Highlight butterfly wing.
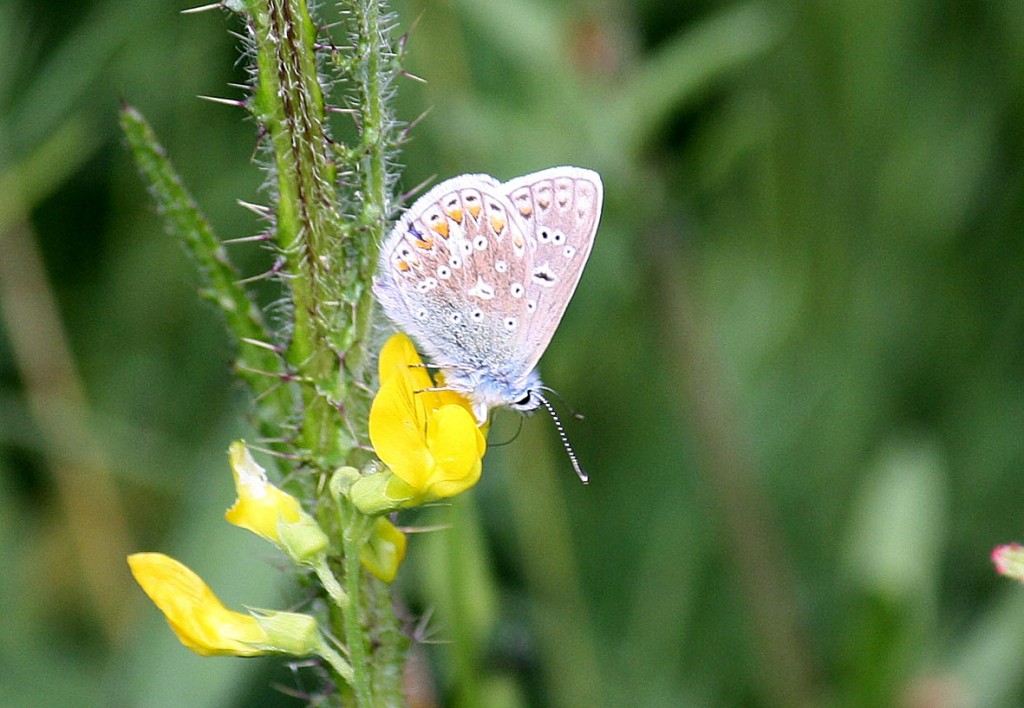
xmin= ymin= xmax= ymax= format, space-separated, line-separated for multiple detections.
xmin=374 ymin=174 xmax=536 ymax=386
xmin=374 ymin=167 xmax=602 ymax=404
xmin=502 ymin=166 xmax=603 ymax=374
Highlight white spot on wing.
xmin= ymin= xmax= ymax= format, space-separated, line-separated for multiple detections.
xmin=468 ymin=277 xmax=496 ymax=300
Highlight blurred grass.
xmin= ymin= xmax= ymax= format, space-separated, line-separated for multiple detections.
xmin=2 ymin=0 xmax=1023 ymax=706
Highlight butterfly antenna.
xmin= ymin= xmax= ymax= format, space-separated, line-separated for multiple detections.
xmin=537 ymin=394 xmax=588 ymax=484
xmin=539 ymin=385 xmax=586 ymax=421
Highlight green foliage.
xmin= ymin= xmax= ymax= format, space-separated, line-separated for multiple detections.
xmin=2 ymin=0 xmax=1023 ymax=705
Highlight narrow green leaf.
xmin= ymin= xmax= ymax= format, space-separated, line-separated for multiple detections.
xmin=119 ymin=104 xmax=292 ymax=433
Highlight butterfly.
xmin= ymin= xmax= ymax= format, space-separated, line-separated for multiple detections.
xmin=373 ymin=166 xmax=603 ymax=479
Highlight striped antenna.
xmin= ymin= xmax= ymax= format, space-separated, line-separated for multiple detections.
xmin=536 ymin=394 xmax=588 ymax=484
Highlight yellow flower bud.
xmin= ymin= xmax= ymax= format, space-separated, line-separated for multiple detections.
xmin=359 ymin=517 xmax=408 ymax=583
xmin=225 ymin=441 xmax=329 ymax=562
xmin=128 ymin=553 xmax=319 ymax=657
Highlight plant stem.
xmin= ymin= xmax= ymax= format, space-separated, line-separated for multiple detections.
xmin=343 ymin=515 xmax=375 ymax=706
xmin=129 ymin=0 xmax=409 ymax=700
xmin=356 ymin=0 xmax=390 ymax=242
xmin=248 ymin=0 xmax=344 ymax=464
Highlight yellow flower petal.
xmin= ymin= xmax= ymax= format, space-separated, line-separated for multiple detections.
xmin=369 ymin=367 xmax=435 ymax=485
xmin=128 ymin=553 xmax=268 ymax=657
xmin=378 ymin=333 xmax=433 ymax=392
xmin=425 ymin=404 xmax=483 ymax=491
xmin=368 ymin=334 xmax=488 ymax=506
xmin=224 ymin=442 xmax=329 ymax=562
xmin=225 ymin=441 xmax=302 ymax=543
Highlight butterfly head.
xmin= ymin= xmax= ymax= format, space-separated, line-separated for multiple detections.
xmin=463 ymin=370 xmax=587 ymax=483
xmin=463 ymin=368 xmax=543 ymax=424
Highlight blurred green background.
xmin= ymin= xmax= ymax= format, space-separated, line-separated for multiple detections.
xmin=2 ymin=0 xmax=1024 ymax=705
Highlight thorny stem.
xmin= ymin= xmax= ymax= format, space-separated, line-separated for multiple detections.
xmin=343 ymin=514 xmax=375 ymax=706
xmin=126 ymin=0 xmax=406 ymax=702
xmin=248 ymin=0 xmax=343 ymax=464
xmin=358 ymin=0 xmax=391 ymax=242
xmin=245 ymin=0 xmax=403 ymax=702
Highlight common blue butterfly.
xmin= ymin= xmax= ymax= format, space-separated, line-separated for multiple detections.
xmin=373 ymin=166 xmax=602 ymax=479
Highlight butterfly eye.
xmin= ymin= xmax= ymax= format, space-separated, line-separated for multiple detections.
xmin=512 ymin=391 xmax=536 ymax=410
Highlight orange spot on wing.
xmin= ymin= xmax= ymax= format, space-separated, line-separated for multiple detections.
xmin=445 ymin=206 xmax=464 ymax=224
xmin=467 ymin=204 xmax=482 ymax=219
xmin=414 ymin=235 xmax=434 ymax=249
xmin=397 ymin=260 xmax=411 ymax=272
xmin=490 ymin=215 xmax=506 ymax=235
xmin=518 ymin=205 xmax=533 ymax=218
xmin=430 ymin=221 xmax=449 ymax=238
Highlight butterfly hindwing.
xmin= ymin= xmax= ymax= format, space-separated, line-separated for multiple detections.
xmin=503 ymin=167 xmax=603 ymax=373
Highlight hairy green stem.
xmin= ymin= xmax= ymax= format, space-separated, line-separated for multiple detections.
xmin=357 ymin=0 xmax=390 ymax=242
xmin=127 ymin=0 xmax=407 ymax=701
xmin=119 ymin=106 xmax=293 ymax=443
xmin=342 ymin=514 xmax=375 ymax=705
xmin=248 ymin=0 xmax=344 ymax=464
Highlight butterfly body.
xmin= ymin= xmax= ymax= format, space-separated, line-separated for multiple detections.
xmin=374 ymin=166 xmax=603 ymax=423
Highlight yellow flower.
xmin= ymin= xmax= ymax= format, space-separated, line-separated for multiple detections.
xmin=127 ymin=553 xmax=318 ymax=657
xmin=359 ymin=517 xmax=408 ymax=583
xmin=368 ymin=334 xmax=486 ymax=505
xmin=225 ymin=441 xmax=328 ymax=562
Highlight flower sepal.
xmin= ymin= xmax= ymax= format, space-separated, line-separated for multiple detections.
xmin=347 ymin=468 xmax=420 ymax=515
xmin=250 ymin=608 xmax=321 ymax=656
